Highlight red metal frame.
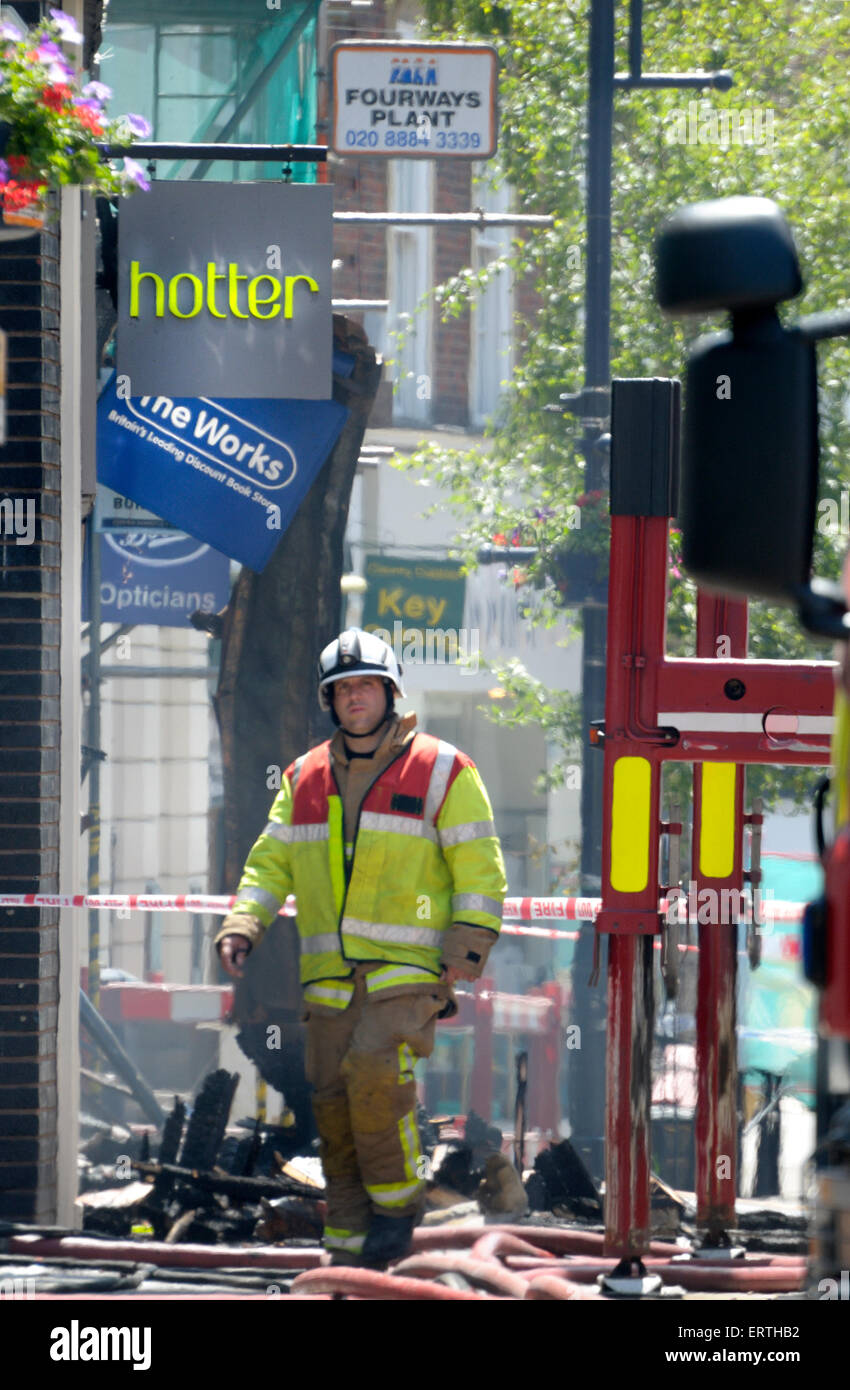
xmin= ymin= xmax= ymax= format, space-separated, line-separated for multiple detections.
xmin=598 ymin=512 xmax=834 ymax=1256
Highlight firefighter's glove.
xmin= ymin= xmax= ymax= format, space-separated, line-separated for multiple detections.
xmin=215 ymin=912 xmax=264 ymax=978
xmin=441 ymin=923 xmax=499 ymax=981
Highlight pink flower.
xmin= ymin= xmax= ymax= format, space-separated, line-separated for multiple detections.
xmin=82 ymin=81 xmax=112 ymax=105
xmin=122 ymin=156 xmax=150 ymax=192
xmin=124 ymin=113 xmax=152 ymax=139
xmin=48 ymin=9 xmax=82 ymax=45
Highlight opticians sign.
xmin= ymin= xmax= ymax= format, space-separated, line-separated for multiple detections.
xmin=83 ymin=524 xmax=232 ymax=629
xmin=331 ymin=41 xmax=498 ymax=159
xmin=117 ymin=182 xmax=333 ymax=399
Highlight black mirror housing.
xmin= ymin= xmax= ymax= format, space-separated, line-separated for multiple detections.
xmin=656 ymin=196 xmax=802 ymax=316
xmin=656 ymin=196 xmax=824 ymax=608
xmin=679 ymin=320 xmax=818 ymax=602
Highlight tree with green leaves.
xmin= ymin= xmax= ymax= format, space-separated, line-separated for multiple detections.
xmin=402 ymin=0 xmax=850 ymax=814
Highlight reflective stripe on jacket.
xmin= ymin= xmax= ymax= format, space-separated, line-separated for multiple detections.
xmin=231 ymin=732 xmax=507 ymax=985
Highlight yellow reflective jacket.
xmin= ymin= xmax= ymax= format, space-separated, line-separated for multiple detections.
xmin=229 ymin=731 xmax=507 ymax=1000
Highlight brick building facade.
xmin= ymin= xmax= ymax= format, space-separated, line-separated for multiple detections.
xmin=322 ymin=0 xmax=529 ymax=432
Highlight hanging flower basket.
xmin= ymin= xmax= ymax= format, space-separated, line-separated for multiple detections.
xmin=0 ymin=9 xmax=150 ymax=238
xmin=0 ymin=121 xmax=42 ymax=237
xmin=549 ymin=548 xmax=609 ymax=605
xmin=0 ymin=198 xmax=46 ymax=237
xmin=548 ymin=490 xmax=611 ymax=606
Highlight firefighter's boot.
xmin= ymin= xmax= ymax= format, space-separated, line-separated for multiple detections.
xmin=359 ymin=1212 xmax=417 ymax=1269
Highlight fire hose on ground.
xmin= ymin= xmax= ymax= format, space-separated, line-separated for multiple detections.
xmin=5 ymin=1224 xmax=809 ymax=1299
xmin=2 ymin=891 xmax=812 ymax=1299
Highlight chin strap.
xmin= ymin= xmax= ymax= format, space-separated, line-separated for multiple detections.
xmin=343 ymin=714 xmax=391 ymax=743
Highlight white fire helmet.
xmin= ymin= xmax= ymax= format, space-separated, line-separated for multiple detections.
xmin=317 ymin=628 xmax=406 ymax=710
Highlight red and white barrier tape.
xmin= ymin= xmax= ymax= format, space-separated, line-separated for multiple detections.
xmin=0 ymin=891 xmax=805 ymax=937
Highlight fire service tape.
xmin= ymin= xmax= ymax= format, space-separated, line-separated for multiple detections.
xmin=0 ymin=893 xmax=805 ymax=943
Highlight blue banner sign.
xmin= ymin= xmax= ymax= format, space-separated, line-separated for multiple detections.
xmin=96 ymin=373 xmax=349 ymax=571
xmin=83 ymin=527 xmax=232 ymax=628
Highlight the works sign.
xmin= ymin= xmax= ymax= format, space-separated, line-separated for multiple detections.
xmin=97 ymin=373 xmax=348 ymax=571
xmin=117 ymin=182 xmax=333 ymax=399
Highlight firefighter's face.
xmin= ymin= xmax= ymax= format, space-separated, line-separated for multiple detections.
xmin=333 ymin=674 xmax=386 ymax=733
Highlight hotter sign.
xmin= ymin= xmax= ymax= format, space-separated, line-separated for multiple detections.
xmin=117 ymin=182 xmax=333 ymax=399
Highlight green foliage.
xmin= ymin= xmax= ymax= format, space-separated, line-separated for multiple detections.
xmin=402 ymin=0 xmax=850 ymax=810
xmin=422 ymin=0 xmax=512 ymax=35
xmin=480 ymin=656 xmax=583 ymax=793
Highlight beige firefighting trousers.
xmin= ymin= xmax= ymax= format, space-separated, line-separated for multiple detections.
xmin=304 ymin=964 xmax=444 ymax=1256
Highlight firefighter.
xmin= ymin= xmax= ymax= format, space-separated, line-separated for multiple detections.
xmin=216 ymin=627 xmax=507 ymax=1267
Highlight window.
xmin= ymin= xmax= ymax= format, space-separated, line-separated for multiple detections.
xmin=388 ymin=158 xmax=433 ymax=424
xmin=470 ymin=171 xmax=513 ymax=428
xmin=100 ymin=8 xmax=318 ymax=183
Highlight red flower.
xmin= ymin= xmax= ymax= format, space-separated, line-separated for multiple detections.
xmin=40 ymin=83 xmax=73 ymax=112
xmin=74 ymin=106 xmax=104 ymax=135
xmin=7 ymin=156 xmax=30 ymax=175
xmin=2 ymin=179 xmax=46 ymax=213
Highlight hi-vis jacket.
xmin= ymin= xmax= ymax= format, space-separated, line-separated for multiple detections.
xmin=223 ymin=731 xmax=507 ymax=1008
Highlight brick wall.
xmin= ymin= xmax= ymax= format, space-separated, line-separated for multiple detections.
xmin=0 ymin=196 xmax=62 ymax=1220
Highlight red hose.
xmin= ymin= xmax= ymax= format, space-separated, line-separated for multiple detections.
xmin=8 ymin=1227 xmax=805 ymax=1298
xmin=8 ymin=1234 xmax=324 ymax=1271
xmin=690 ymin=1252 xmax=807 ymax=1267
xmin=391 ymin=1253 xmax=530 ymax=1299
xmin=411 ymin=1224 xmax=682 ymax=1257
xmin=289 ymin=1268 xmax=491 ymax=1300
xmin=507 ymin=1254 xmax=806 ymax=1278
xmin=524 ymin=1275 xmax=596 ymax=1300
xmin=471 ymin=1230 xmax=556 ymax=1262
xmin=648 ymin=1263 xmax=806 ymax=1293
xmin=506 ymin=1258 xmax=806 ymax=1293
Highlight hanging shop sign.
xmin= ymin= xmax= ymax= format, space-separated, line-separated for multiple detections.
xmin=96 ymin=372 xmax=348 ymax=572
xmin=362 ymin=554 xmax=467 ymax=662
xmin=82 ymin=526 xmax=232 ymax=629
xmin=331 ymin=41 xmax=498 ymax=159
xmin=117 ymin=181 xmax=333 ymax=399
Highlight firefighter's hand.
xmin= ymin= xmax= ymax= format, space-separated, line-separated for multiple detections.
xmin=442 ymin=964 xmax=477 ymax=986
xmin=218 ymin=933 xmax=252 ymax=978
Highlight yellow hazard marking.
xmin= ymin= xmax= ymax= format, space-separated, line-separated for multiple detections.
xmin=834 ymin=687 xmax=850 ymax=829
xmin=699 ymin=762 xmax=737 ymax=878
xmin=328 ymin=795 xmax=346 ymax=916
xmin=610 ymin=756 xmax=651 ymax=892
